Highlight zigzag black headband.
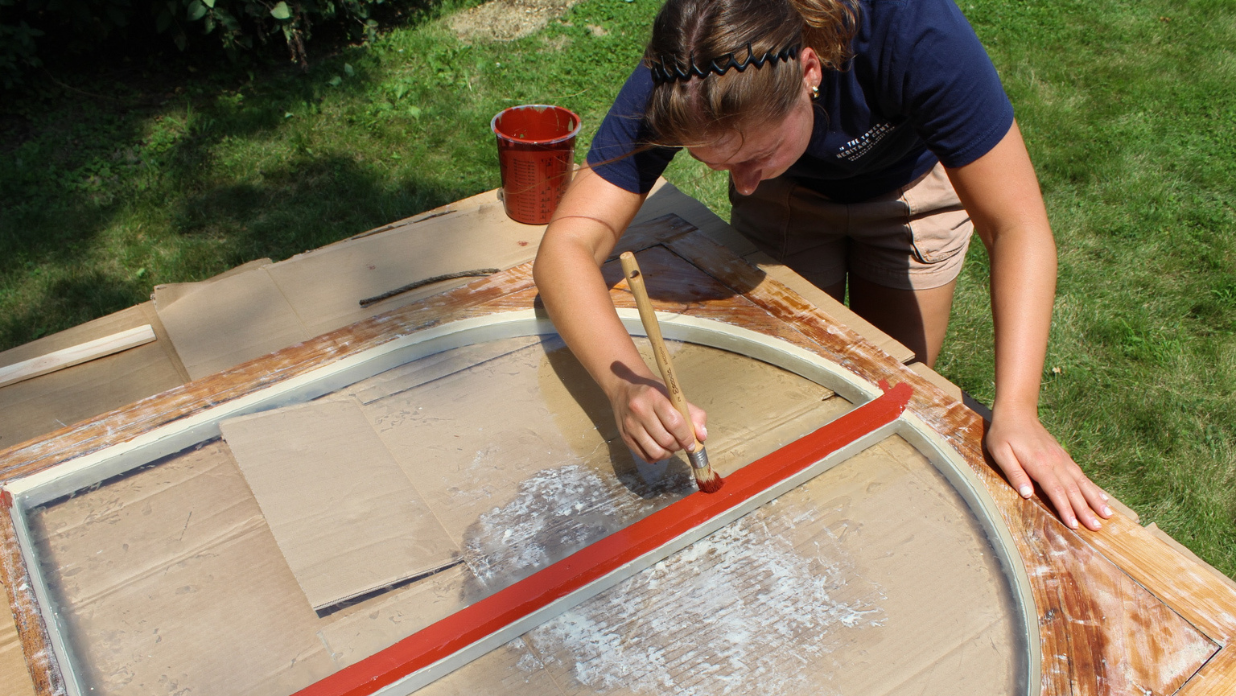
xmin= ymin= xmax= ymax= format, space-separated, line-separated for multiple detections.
xmin=648 ymin=43 xmax=801 ymax=85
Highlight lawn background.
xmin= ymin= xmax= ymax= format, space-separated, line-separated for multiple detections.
xmin=1 ymin=0 xmax=1233 ymax=575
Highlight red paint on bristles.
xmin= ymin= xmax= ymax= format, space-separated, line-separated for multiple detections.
xmin=694 ymin=467 xmax=724 ymax=493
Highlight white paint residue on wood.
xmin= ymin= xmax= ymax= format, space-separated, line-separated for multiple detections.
xmin=526 ymin=511 xmax=884 ymax=695
xmin=464 ymin=464 xmax=614 ymax=587
xmin=462 ymin=463 xmax=692 ymax=593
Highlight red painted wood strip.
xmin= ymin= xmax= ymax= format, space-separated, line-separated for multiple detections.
xmin=298 ymin=381 xmax=913 ymax=696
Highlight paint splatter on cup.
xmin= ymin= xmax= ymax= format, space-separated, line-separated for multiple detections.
xmin=491 ymin=105 xmax=581 ymax=225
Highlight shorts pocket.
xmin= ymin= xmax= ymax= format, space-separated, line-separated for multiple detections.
xmin=902 ymin=165 xmax=972 ymax=264
xmin=908 ymin=208 xmax=972 ymax=264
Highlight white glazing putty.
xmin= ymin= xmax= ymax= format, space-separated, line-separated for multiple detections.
xmin=462 ymin=463 xmax=693 ymax=592
xmin=524 ymin=504 xmax=885 ymax=695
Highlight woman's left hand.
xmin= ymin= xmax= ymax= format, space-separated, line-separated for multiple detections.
xmin=947 ymin=122 xmax=1113 ymax=533
xmin=985 ymin=406 xmax=1113 ymax=531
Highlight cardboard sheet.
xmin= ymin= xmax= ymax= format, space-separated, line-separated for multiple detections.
xmin=342 ymin=337 xmax=543 ymax=405
xmin=265 ymin=198 xmax=543 ymax=336
xmin=149 ymin=257 xmax=274 ymax=309
xmin=522 ymin=435 xmax=1020 ymax=695
xmin=25 ymin=336 xmax=1028 ymax=695
xmin=154 ymin=267 xmax=310 ymax=380
xmin=28 ymin=441 xmax=337 ymax=695
xmin=220 ymin=399 xmax=458 ymax=611
xmin=25 ymin=436 xmax=567 ymax=695
xmin=0 ymin=303 xmax=185 ymax=450
xmin=150 ymin=198 xmax=544 ymax=379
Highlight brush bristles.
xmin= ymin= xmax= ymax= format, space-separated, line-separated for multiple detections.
xmin=694 ymin=466 xmax=724 ymax=493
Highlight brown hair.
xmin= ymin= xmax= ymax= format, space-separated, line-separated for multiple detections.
xmin=642 ymin=0 xmax=859 ymax=147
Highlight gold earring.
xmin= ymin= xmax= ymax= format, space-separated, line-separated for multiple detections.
xmin=811 ymin=84 xmax=820 ymax=100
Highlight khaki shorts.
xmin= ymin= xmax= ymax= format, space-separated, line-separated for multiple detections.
xmin=729 ymin=162 xmax=973 ymax=291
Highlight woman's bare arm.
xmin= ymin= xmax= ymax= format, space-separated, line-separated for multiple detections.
xmin=946 ymin=120 xmax=1112 ymax=531
xmin=533 ymin=168 xmax=707 ymax=461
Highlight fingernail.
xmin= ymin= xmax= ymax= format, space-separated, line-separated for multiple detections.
xmin=1019 ymin=485 xmax=1033 ymax=498
xmin=1103 ymin=506 xmax=1113 ymax=517
xmin=700 ymin=425 xmax=708 ymax=439
xmin=1101 ymin=493 xmax=1109 ymax=501
xmin=1068 ymin=518 xmax=1079 ymax=529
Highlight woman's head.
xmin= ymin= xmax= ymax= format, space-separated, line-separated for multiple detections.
xmin=642 ymin=0 xmax=858 ymax=190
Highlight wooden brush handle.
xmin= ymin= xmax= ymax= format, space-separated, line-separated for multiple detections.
xmin=619 ymin=251 xmax=701 ymax=450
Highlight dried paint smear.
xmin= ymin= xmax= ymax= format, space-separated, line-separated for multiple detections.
xmin=464 ymin=464 xmax=621 ymax=587
xmin=462 ymin=463 xmax=693 ymax=596
xmin=526 ymin=507 xmax=884 ymax=696
xmin=457 ymin=456 xmax=886 ymax=696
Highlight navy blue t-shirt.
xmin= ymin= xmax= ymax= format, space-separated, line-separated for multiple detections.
xmin=587 ymin=0 xmax=1014 ymax=203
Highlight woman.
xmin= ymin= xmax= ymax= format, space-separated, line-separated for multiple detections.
xmin=533 ymin=0 xmax=1112 ymax=530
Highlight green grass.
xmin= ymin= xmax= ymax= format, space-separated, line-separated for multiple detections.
xmin=1 ymin=0 xmax=1233 ymax=575
xmin=936 ymin=0 xmax=1236 ymax=575
xmin=0 ymin=0 xmax=675 ymax=343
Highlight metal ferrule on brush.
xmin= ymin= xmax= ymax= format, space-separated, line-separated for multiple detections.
xmin=687 ymin=447 xmax=710 ymax=470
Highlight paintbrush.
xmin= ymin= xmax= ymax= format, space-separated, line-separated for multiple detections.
xmin=619 ymin=251 xmax=724 ymax=494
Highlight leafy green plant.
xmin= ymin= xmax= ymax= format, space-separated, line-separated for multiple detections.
xmin=0 ymin=0 xmax=396 ymax=88
xmin=0 ymin=0 xmax=44 ymax=88
xmin=174 ymin=0 xmax=379 ymax=67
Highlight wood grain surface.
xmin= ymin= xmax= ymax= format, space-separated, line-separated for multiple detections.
xmin=0 ymin=497 xmax=64 ymax=695
xmin=0 ymin=325 xmax=156 ymax=390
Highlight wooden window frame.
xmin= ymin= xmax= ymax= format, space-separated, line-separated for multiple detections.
xmin=1 ymin=219 xmax=1233 ymax=695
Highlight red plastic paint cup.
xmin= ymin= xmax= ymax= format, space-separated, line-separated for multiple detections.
xmin=491 ymin=105 xmax=582 ymax=225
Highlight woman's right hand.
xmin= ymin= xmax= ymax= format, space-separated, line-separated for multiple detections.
xmin=612 ymin=377 xmax=709 ymax=463
xmin=536 ymin=168 xmax=712 ymax=463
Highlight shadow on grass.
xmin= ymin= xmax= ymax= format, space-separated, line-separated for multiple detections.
xmin=170 ymin=152 xmax=476 ymax=254
xmin=0 ymin=148 xmax=479 ymax=348
xmin=0 ymin=0 xmax=477 ymax=233
xmin=0 ymin=22 xmax=488 ymax=351
xmin=0 ymin=272 xmax=150 ymax=347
